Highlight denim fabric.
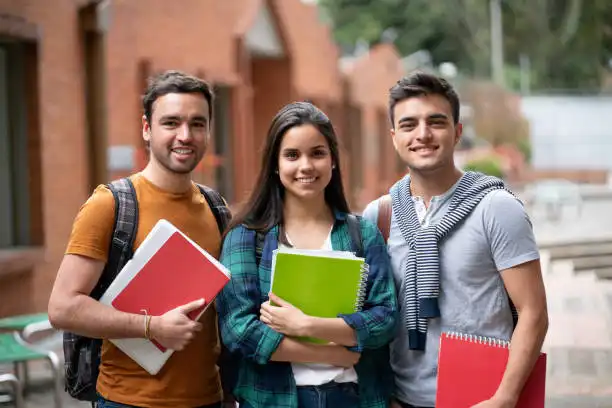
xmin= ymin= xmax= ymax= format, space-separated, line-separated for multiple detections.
xmin=297 ymin=382 xmax=359 ymax=408
xmin=95 ymin=395 xmax=222 ymax=408
xmin=394 ymin=399 xmax=433 ymax=408
xmin=240 ymin=382 xmax=359 ymax=408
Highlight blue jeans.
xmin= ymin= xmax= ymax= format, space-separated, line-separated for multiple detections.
xmin=394 ymin=399 xmax=434 ymax=408
xmin=240 ymin=382 xmax=359 ymax=408
xmin=95 ymin=394 xmax=222 ymax=408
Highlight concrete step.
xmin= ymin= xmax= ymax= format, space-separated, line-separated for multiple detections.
xmin=539 ymin=236 xmax=612 ymax=251
xmin=573 ymin=256 xmax=612 ymax=271
xmin=548 ymin=243 xmax=612 ymax=261
xmin=594 ymin=268 xmax=612 ymax=280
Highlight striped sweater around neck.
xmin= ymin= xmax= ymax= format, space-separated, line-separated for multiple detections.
xmin=390 ymin=171 xmax=516 ymax=350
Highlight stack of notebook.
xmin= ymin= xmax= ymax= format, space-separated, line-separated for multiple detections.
xmin=99 ymin=219 xmax=231 ymax=375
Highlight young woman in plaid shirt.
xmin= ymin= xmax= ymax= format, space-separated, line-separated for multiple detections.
xmin=216 ymin=102 xmax=398 ymax=408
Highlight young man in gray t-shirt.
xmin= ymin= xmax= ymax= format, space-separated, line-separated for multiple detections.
xmin=362 ymin=72 xmax=548 ymax=408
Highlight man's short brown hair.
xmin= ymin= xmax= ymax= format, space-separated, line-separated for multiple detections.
xmin=142 ymin=70 xmax=214 ymax=124
xmin=388 ymin=71 xmax=460 ymax=128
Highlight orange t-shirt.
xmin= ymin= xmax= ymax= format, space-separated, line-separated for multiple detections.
xmin=66 ymin=174 xmax=223 ymax=407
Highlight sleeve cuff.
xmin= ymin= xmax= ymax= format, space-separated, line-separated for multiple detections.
xmin=496 ymin=251 xmax=541 ymax=271
xmin=254 ymin=325 xmax=285 ymax=365
xmin=338 ymin=313 xmax=366 ymax=353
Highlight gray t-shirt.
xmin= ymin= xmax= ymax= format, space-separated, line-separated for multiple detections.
xmin=362 ymin=187 xmax=540 ymax=407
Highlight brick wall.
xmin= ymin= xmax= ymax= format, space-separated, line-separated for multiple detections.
xmin=273 ymin=0 xmax=343 ymax=103
xmin=251 ymin=57 xmax=292 ymax=155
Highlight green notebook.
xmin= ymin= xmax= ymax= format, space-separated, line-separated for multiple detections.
xmin=270 ymin=248 xmax=369 ymax=343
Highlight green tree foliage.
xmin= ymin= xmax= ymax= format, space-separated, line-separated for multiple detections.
xmin=319 ymin=0 xmax=612 ymax=91
xmin=517 ymin=138 xmax=532 ymax=164
xmin=464 ymin=156 xmax=505 ymax=178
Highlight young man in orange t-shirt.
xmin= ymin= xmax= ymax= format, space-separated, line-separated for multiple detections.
xmin=49 ymin=70 xmax=229 ymax=408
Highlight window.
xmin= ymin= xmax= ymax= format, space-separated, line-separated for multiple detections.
xmin=81 ymin=3 xmax=109 ymax=190
xmin=0 ymin=39 xmax=41 ymax=248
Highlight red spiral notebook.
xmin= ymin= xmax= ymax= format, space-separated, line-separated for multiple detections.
xmin=99 ymin=219 xmax=231 ymax=375
xmin=436 ymin=332 xmax=547 ymax=408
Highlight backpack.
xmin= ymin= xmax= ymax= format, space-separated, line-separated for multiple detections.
xmin=62 ymin=177 xmax=231 ymax=402
xmin=377 ymin=195 xmax=392 ymax=243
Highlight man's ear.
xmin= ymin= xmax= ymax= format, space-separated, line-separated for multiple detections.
xmin=391 ymin=128 xmax=398 ymax=151
xmin=454 ymin=123 xmax=463 ymax=146
xmin=142 ymin=115 xmax=151 ymax=145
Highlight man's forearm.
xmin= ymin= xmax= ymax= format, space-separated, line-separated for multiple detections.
xmin=270 ymin=338 xmax=344 ymax=364
xmin=495 ymin=308 xmax=548 ymax=404
xmin=302 ymin=317 xmax=357 ymax=347
xmin=49 ymin=294 xmax=145 ymax=339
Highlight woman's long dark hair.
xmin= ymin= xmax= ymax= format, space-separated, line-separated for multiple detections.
xmin=229 ymin=101 xmax=350 ymax=233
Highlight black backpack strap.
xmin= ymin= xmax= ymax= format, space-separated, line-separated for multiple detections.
xmin=377 ymin=195 xmax=392 ymax=244
xmin=255 ymin=230 xmax=265 ymax=266
xmin=346 ymin=214 xmax=364 ymax=258
xmin=63 ymin=177 xmax=138 ymax=402
xmin=197 ymin=184 xmax=231 ymax=234
xmin=91 ymin=177 xmax=139 ymax=300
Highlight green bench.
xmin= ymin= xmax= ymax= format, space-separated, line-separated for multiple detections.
xmin=0 ymin=313 xmax=62 ymax=408
xmin=0 ymin=312 xmax=52 ymax=390
xmin=0 ymin=313 xmax=49 ymax=333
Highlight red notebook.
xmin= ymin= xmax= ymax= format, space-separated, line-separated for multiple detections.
xmin=436 ymin=332 xmax=547 ymax=408
xmin=111 ymin=229 xmax=230 ymax=352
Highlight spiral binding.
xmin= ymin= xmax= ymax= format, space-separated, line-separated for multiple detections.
xmin=443 ymin=331 xmax=510 ymax=349
xmin=353 ymin=263 xmax=369 ymax=312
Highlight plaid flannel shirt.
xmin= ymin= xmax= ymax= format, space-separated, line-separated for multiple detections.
xmin=216 ymin=211 xmax=398 ymax=408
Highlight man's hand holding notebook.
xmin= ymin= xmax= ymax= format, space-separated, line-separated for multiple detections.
xmin=149 ymin=298 xmax=205 ymax=351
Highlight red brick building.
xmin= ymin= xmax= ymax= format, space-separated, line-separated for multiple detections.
xmin=0 ymin=0 xmax=404 ymax=316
